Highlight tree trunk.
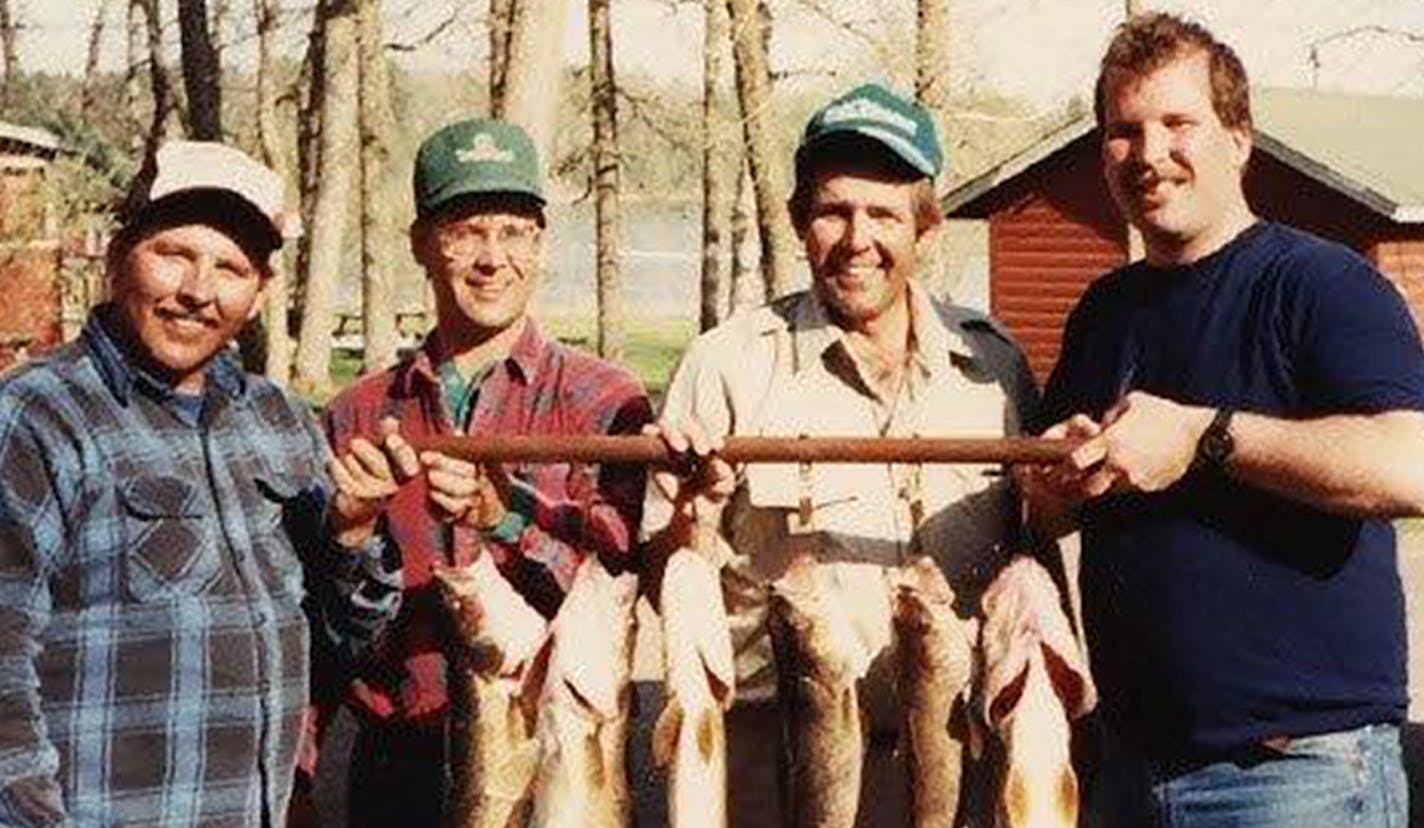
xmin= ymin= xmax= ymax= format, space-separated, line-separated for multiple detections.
xmin=488 ymin=0 xmax=515 ymax=112
xmin=0 ymin=0 xmax=20 ymax=108
xmin=493 ymin=0 xmax=569 ymax=167
xmin=0 ymin=0 xmax=16 ymax=103
xmin=126 ymin=0 xmax=145 ymax=139
xmin=729 ymin=158 xmax=760 ymax=310
xmin=296 ymin=7 xmax=326 ymax=292
xmin=588 ymin=0 xmax=622 ymax=360
xmin=134 ymin=0 xmax=179 ymax=164
xmin=699 ymin=0 xmax=734 ymax=331
xmin=915 ymin=0 xmax=951 ymax=295
xmin=255 ymin=0 xmax=293 ymax=383
xmin=293 ymin=0 xmax=360 ymax=395
xmin=177 ymin=0 xmax=223 ymax=140
xmin=357 ymin=0 xmax=399 ymax=371
xmin=725 ymin=0 xmax=795 ymax=300
xmin=83 ymin=0 xmax=110 ymax=114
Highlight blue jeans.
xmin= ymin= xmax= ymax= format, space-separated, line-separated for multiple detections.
xmin=1089 ymin=722 xmax=1408 ymax=828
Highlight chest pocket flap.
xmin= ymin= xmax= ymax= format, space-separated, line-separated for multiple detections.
xmin=120 ymin=475 xmax=219 ymax=601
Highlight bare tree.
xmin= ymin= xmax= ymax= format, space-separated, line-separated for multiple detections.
xmin=293 ymin=0 xmax=360 ymax=394
xmin=588 ymin=0 xmax=623 ymax=360
xmin=699 ymin=0 xmax=734 ymax=331
xmin=254 ymin=0 xmax=294 ymax=382
xmin=357 ymin=0 xmax=398 ymax=371
xmin=83 ymin=0 xmax=111 ymax=114
xmin=915 ymin=0 xmax=951 ymax=294
xmin=0 ymin=0 xmax=20 ymax=108
xmin=726 ymin=0 xmax=795 ymax=300
xmin=126 ymin=0 xmax=144 ymax=136
xmin=494 ymin=0 xmax=570 ymax=165
xmin=489 ymin=0 xmax=514 ymax=110
xmin=178 ymin=0 xmax=222 ymax=139
xmin=137 ymin=0 xmax=178 ymax=159
xmin=729 ymin=159 xmax=760 ymax=311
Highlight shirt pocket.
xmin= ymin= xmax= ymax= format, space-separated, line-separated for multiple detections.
xmin=120 ymin=475 xmax=220 ymax=602
xmin=252 ymin=471 xmax=317 ymax=601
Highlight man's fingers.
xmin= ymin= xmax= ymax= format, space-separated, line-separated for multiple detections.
xmin=429 ymin=488 xmax=470 ymax=519
xmin=420 ymin=450 xmax=479 ymax=479
xmin=428 ymin=466 xmax=480 ymax=498
xmin=380 ymin=426 xmax=421 ymax=479
xmin=1069 ymin=435 xmax=1108 ymax=472
xmin=347 ymin=438 xmax=396 ymax=482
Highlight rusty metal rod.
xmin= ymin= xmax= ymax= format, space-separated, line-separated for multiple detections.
xmin=408 ymin=434 xmax=1075 ymax=465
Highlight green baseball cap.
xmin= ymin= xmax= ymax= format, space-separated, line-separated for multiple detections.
xmin=798 ymin=82 xmax=943 ymax=179
xmin=413 ymin=118 xmax=545 ymax=218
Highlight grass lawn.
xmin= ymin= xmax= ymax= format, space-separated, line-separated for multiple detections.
xmin=319 ymin=315 xmax=697 ymax=409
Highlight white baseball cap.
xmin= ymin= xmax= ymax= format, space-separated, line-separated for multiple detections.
xmin=127 ymin=140 xmax=298 ymax=249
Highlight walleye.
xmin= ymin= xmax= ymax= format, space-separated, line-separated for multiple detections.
xmin=526 ymin=557 xmax=639 ymax=828
xmin=894 ymin=557 xmax=974 ymax=828
xmin=768 ymin=555 xmax=868 ymax=828
xmin=433 ymin=556 xmax=548 ymax=828
xmin=652 ymin=548 xmax=736 ymax=828
xmin=975 ymin=557 xmax=1096 ymax=828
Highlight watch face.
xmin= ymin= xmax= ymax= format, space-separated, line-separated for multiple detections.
xmin=1196 ymin=409 xmax=1235 ymax=469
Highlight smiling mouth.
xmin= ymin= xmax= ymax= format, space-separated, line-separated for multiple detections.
xmin=158 ymin=311 xmax=217 ymax=331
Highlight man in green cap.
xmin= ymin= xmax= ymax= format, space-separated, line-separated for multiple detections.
xmin=309 ymin=118 xmax=652 ymax=826
xmin=642 ymin=83 xmax=1090 ymax=824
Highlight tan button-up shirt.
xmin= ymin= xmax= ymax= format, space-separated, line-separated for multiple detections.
xmin=644 ymin=283 xmax=1021 ymax=712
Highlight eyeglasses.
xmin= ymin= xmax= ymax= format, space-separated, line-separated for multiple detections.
xmin=433 ymin=219 xmax=541 ymax=260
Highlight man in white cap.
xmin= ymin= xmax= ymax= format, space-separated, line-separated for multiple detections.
xmin=0 ymin=141 xmax=411 ymax=826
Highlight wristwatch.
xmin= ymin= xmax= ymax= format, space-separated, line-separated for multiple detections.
xmin=1192 ymin=407 xmax=1236 ymax=474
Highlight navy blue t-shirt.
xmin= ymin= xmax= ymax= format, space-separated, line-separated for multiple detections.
xmin=1041 ymin=221 xmax=1424 ymax=760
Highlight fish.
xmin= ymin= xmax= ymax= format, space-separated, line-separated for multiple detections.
xmin=651 ymin=548 xmax=737 ymax=828
xmin=433 ymin=555 xmax=549 ymax=828
xmin=974 ymin=557 xmax=1096 ymax=828
xmin=526 ymin=557 xmax=639 ymax=828
xmin=893 ymin=556 xmax=974 ymax=828
xmin=767 ymin=555 xmax=868 ymax=828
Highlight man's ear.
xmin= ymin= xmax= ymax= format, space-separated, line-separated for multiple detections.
xmin=1229 ymin=125 xmax=1253 ymax=174
xmin=915 ymin=221 xmax=942 ymax=259
xmin=409 ymin=220 xmax=432 ymax=270
xmin=246 ymin=273 xmax=271 ymax=323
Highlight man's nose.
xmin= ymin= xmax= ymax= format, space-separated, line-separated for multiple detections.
xmin=1135 ymin=122 xmax=1170 ymax=166
xmin=176 ymin=257 xmax=217 ymax=304
xmin=843 ymin=210 xmax=874 ymax=250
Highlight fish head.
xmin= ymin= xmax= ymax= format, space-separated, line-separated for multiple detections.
xmin=992 ymin=644 xmax=1080 ymax=828
xmin=433 ymin=557 xmax=548 ymax=678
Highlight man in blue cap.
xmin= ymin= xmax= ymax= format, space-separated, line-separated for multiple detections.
xmin=643 ymin=83 xmax=1087 ymax=824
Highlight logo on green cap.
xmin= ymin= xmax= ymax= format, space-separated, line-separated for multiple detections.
xmin=821 ymin=97 xmax=920 ymax=136
xmin=457 ymin=133 xmax=516 ymax=165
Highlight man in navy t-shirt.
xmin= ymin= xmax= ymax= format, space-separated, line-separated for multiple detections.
xmin=1022 ymin=12 xmax=1424 ymax=828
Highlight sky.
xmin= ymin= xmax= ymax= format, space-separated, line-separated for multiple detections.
xmin=16 ymin=0 xmax=1424 ymax=120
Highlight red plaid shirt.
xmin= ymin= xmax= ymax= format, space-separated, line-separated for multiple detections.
xmin=315 ymin=320 xmax=651 ymax=737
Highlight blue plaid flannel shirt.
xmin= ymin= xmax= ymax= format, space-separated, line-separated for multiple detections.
xmin=0 ymin=309 xmax=402 ymax=826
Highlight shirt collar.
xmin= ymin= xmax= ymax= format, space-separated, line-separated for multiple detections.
xmin=398 ymin=315 xmax=548 ymax=398
xmin=789 ymin=281 xmax=972 ymax=377
xmin=83 ymin=305 xmax=247 ymax=407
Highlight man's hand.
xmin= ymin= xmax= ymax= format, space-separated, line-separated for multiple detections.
xmin=1088 ymin=391 xmax=1214 ymax=494
xmin=420 ymin=450 xmax=512 ymax=531
xmin=328 ymin=417 xmax=420 ymax=547
xmin=645 ymin=418 xmax=736 ymax=553
xmin=1016 ymin=414 xmax=1107 ymax=538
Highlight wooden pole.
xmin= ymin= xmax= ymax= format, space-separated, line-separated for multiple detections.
xmin=409 ymin=434 xmax=1075 ymax=466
